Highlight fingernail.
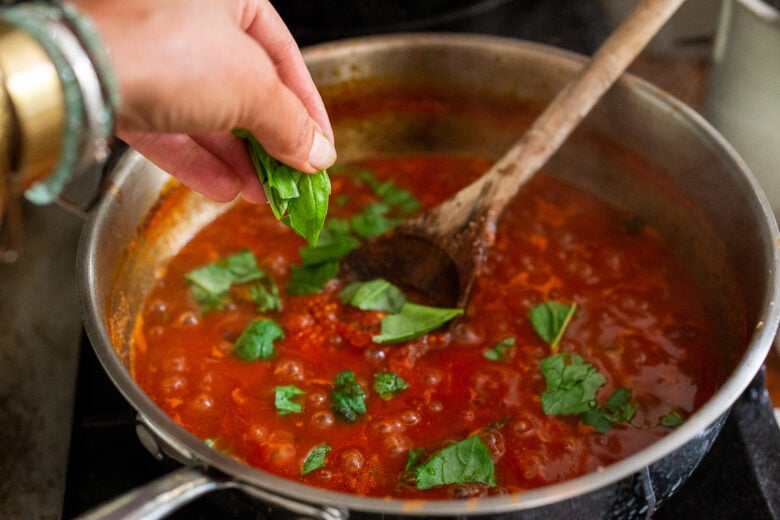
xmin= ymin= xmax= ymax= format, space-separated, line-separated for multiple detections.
xmin=308 ymin=132 xmax=336 ymax=171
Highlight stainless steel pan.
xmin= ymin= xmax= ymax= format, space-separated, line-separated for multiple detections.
xmin=78 ymin=33 xmax=780 ymax=519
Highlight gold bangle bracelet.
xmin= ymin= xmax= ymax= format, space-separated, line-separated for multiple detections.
xmin=0 ymin=46 xmax=11 ymax=205
xmin=0 ymin=19 xmax=65 ymax=195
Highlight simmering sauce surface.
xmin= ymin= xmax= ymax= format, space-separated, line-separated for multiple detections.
xmin=132 ymin=155 xmax=720 ymax=498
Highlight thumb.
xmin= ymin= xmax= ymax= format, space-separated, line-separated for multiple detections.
xmin=237 ymin=60 xmax=336 ymax=173
xmin=238 ymin=0 xmax=336 ymax=173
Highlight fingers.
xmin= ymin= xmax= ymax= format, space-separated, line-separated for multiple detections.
xmin=122 ymin=131 xmax=270 ymax=204
xmin=241 ymin=1 xmax=333 ymax=139
xmin=192 ymin=134 xmax=267 ymax=204
xmin=236 ymin=1 xmax=336 ymax=173
xmin=226 ymin=37 xmax=336 ymax=174
xmin=81 ymin=0 xmax=336 ymax=206
xmin=120 ymin=131 xmax=244 ymax=203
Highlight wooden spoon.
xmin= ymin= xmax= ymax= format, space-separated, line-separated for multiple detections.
xmin=341 ymin=0 xmax=686 ymax=309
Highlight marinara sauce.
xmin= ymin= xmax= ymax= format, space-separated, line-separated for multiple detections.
xmin=132 ymin=155 xmax=721 ymax=499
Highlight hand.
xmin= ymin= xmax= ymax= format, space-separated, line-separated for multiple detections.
xmin=69 ymin=0 xmax=336 ymax=203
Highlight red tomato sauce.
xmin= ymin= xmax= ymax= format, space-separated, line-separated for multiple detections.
xmin=132 ymin=155 xmax=721 ymax=499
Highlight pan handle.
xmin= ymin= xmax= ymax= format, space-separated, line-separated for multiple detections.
xmin=73 ymin=466 xmax=227 ymax=520
xmin=73 ymin=465 xmax=348 ymax=520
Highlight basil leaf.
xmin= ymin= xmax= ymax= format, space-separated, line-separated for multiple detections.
xmin=413 ymin=436 xmax=496 ymax=490
xmin=602 ymin=387 xmax=636 ymax=423
xmin=379 ymin=185 xmax=420 ymax=216
xmin=340 ymin=279 xmax=407 ymax=313
xmin=530 ymin=301 xmax=577 ymax=353
xmin=287 ymin=170 xmax=331 ymax=246
xmin=234 ymin=319 xmax=284 ymax=362
xmin=250 ymin=278 xmax=282 ymax=313
xmin=287 ymin=219 xmax=359 ymax=296
xmin=282 ymin=166 xmax=417 ymax=296
xmin=319 ymin=218 xmax=352 ymax=243
xmin=483 ymin=337 xmax=516 ymax=362
xmin=540 ymin=353 xmax=606 ymax=415
xmin=405 ymin=447 xmax=424 ymax=471
xmin=233 ymin=128 xmax=330 ymax=246
xmin=301 ymin=443 xmax=331 ymax=475
xmin=581 ymin=387 xmax=636 ymax=433
xmin=373 ymin=372 xmax=409 ymax=400
xmin=267 ymin=167 xmax=302 ymax=200
xmin=373 ymin=303 xmax=463 ymax=344
xmin=581 ymin=407 xmax=614 ymax=434
xmin=287 ymin=261 xmax=340 ymax=295
xmin=274 ymin=385 xmax=304 ymax=415
xmin=351 ymin=203 xmax=399 ymax=238
xmin=233 ymin=129 xmax=290 ymax=219
xmin=660 ymin=409 xmax=685 ymax=427
xmin=185 ymin=249 xmax=264 ymax=311
xmin=299 ymin=234 xmax=360 ymax=265
xmin=357 ymin=170 xmax=420 ymax=215
xmin=331 ymin=370 xmax=367 ymax=422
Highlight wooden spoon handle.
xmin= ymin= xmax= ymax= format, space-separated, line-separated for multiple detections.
xmin=439 ymin=0 xmax=686 ymax=233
